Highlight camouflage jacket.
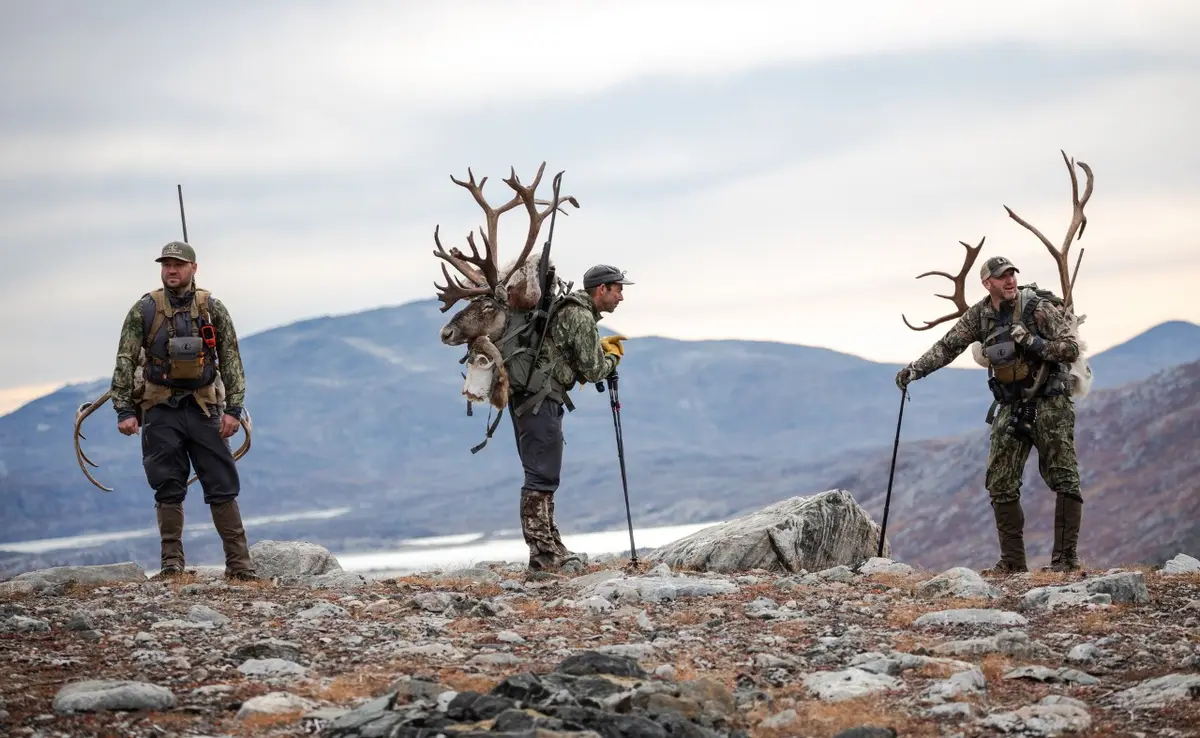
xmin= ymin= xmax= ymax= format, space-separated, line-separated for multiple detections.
xmin=535 ymin=289 xmax=619 ymax=390
xmin=110 ymin=284 xmax=247 ymax=421
xmin=909 ymin=292 xmax=1080 ymax=380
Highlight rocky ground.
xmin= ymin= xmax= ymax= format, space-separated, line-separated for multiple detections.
xmin=1 ymin=545 xmax=1199 ymax=738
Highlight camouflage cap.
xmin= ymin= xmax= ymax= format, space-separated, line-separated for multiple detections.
xmin=980 ymin=255 xmax=1018 ymax=280
xmin=583 ymin=264 xmax=634 ymax=289
xmin=155 ymin=241 xmax=196 ymax=263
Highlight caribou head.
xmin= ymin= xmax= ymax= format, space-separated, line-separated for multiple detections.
xmin=901 ymin=150 xmax=1095 ymax=398
xmin=432 ymin=162 xmax=579 ymax=408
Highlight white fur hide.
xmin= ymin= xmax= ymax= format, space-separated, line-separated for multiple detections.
xmin=463 ymin=351 xmax=496 ymax=404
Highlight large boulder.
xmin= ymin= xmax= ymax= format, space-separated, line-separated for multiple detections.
xmin=249 ymin=541 xmax=343 ymax=579
xmin=643 ymin=489 xmax=887 ymax=574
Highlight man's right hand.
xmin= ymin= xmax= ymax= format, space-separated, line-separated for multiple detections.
xmin=895 ymin=365 xmax=919 ymax=391
xmin=117 ymin=417 xmax=139 ymax=436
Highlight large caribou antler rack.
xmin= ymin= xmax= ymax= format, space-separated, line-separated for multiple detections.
xmin=901 ymin=237 xmax=986 ymax=331
xmin=432 ymin=161 xmax=579 ymax=313
xmin=74 ymin=390 xmax=252 ymax=492
xmin=1003 ymin=149 xmax=1093 ymax=311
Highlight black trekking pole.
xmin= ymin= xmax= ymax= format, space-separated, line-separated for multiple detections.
xmin=597 ymin=372 xmax=637 ymax=566
xmin=177 ymin=184 xmax=189 ymax=241
xmin=878 ymin=386 xmax=908 ymax=558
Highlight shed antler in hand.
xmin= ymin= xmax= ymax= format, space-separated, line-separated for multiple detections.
xmin=902 ymin=237 xmax=986 ymax=331
xmin=1003 ymin=150 xmax=1093 ymax=309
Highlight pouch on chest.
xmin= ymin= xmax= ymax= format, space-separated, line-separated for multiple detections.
xmin=167 ymin=336 xmax=207 ymax=380
xmin=985 ymin=327 xmax=1029 ymax=383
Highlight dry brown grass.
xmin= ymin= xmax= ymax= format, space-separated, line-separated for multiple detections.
xmin=913 ymin=661 xmax=961 ymax=679
xmin=979 ymin=654 xmax=1012 ymax=683
xmin=755 ymin=696 xmax=935 ymax=738
xmin=230 ymin=710 xmax=305 ymax=735
xmin=508 ymin=598 xmax=542 ymax=615
xmin=862 ymin=571 xmax=928 ymax=593
xmin=670 ymin=609 xmax=707 ymax=626
xmin=890 ymin=632 xmax=937 ymax=654
xmin=436 ymin=668 xmax=498 ymax=694
xmin=295 ymin=672 xmax=395 ymax=703
xmin=446 ymin=617 xmax=488 ymax=634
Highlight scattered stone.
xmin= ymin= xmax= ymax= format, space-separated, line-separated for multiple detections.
xmin=858 ymin=557 xmax=913 ymax=576
xmin=236 ymin=691 xmax=316 ymax=718
xmin=52 ymin=680 xmax=176 ymax=714
xmin=231 ymin=639 xmax=303 ymax=662
xmin=237 ymin=658 xmax=309 ymax=679
xmin=980 ymin=695 xmax=1091 ymax=735
xmin=0 ymin=562 xmax=146 ymax=595
xmin=187 ymin=603 xmax=230 ymax=626
xmin=1003 ymin=665 xmax=1100 ymax=685
xmin=1111 ymin=673 xmax=1200 ymax=708
xmin=1161 ymin=553 xmax=1200 ymax=574
xmin=1020 ymin=571 xmax=1149 ymax=611
xmin=802 ymin=667 xmax=902 ymax=701
xmin=916 ymin=567 xmax=1002 ymax=600
xmin=249 ymin=540 xmax=343 ymax=578
xmin=913 ymin=608 xmax=1027 ymax=628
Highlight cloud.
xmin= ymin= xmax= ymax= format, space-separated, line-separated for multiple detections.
xmin=1 ymin=2 xmax=1198 ymax=395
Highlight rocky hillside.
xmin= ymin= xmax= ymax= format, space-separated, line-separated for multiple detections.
xmin=2 ymin=542 xmax=1199 ymax=737
xmin=833 ymin=358 xmax=1200 ymax=573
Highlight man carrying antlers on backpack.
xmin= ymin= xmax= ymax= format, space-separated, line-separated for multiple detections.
xmin=896 ymin=256 xmax=1084 ymax=574
xmin=511 ymin=264 xmax=632 ymax=574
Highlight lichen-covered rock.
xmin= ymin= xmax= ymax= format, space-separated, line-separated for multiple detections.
xmin=52 ymin=679 xmax=176 ymax=714
xmin=249 ymin=540 xmax=343 ymax=578
xmin=643 ymin=489 xmax=886 ymax=574
xmin=0 ymin=562 xmax=146 ymax=595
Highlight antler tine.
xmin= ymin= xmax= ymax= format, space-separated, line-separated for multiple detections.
xmin=902 ymin=237 xmax=986 ymax=332
xmin=1002 ymin=150 xmax=1094 ymax=307
xmin=448 ymin=166 xmax=524 ymax=288
xmin=502 ymin=162 xmax=581 ymax=278
xmin=432 ymin=224 xmax=485 ymax=286
xmin=434 ymin=262 xmax=490 ymax=313
xmin=74 ymin=389 xmax=113 ymax=492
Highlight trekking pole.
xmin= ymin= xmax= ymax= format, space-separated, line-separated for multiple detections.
xmin=878 ymin=386 xmax=908 ymax=558
xmin=177 ymin=184 xmax=189 ymax=241
xmin=598 ymin=372 xmax=637 ymax=565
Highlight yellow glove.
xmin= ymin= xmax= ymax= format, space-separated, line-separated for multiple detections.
xmin=600 ymin=334 xmax=627 ymax=358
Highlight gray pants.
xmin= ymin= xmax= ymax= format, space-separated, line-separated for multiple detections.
xmin=141 ymin=398 xmax=240 ymax=505
xmin=509 ymin=393 xmax=564 ymax=493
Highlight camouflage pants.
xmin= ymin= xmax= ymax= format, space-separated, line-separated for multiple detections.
xmin=520 ymin=488 xmax=572 ymax=569
xmin=985 ymin=393 xmax=1082 ymax=505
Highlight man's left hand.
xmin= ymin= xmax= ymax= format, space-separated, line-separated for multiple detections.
xmin=1010 ymin=324 xmax=1044 ymax=353
xmin=220 ymin=414 xmax=240 ymax=439
xmin=600 ymin=334 xmax=627 ymax=358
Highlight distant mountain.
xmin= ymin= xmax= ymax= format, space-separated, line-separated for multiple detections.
xmin=0 ymin=297 xmax=1196 ymax=556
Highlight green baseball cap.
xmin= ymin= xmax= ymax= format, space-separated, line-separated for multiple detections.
xmin=980 ymin=255 xmax=1018 ymax=280
xmin=155 ymin=241 xmax=196 ymax=263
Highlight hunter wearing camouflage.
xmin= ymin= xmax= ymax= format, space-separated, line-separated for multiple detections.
xmin=510 ymin=263 xmax=632 ymax=572
xmin=895 ymin=256 xmax=1083 ymax=574
xmin=109 ymin=241 xmax=260 ymax=581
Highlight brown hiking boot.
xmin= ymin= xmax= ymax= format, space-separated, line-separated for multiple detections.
xmin=984 ymin=499 xmax=1028 ymax=575
xmin=209 ymin=499 xmax=261 ymax=581
xmin=156 ymin=502 xmax=186 ymax=573
xmin=1041 ymin=494 xmax=1083 ymax=572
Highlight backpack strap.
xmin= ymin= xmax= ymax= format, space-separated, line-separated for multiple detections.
xmin=147 ymin=289 xmax=169 ymax=341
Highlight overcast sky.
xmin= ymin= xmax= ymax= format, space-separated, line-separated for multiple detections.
xmin=2 ymin=1 xmax=1199 ymax=414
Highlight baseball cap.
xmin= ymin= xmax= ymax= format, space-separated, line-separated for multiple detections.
xmin=155 ymin=241 xmax=196 ymax=263
xmin=583 ymin=264 xmax=634 ymax=289
xmin=980 ymin=255 xmax=1018 ymax=280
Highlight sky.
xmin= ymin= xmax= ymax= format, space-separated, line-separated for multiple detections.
xmin=2 ymin=1 xmax=1199 ymax=414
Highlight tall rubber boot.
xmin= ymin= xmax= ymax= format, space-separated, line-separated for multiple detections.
xmin=982 ymin=499 xmax=1028 ymax=574
xmin=210 ymin=499 xmax=260 ymax=581
xmin=1049 ymin=495 xmax=1082 ymax=572
xmin=155 ymin=502 xmax=186 ymax=577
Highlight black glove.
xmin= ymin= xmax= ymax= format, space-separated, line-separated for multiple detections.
xmin=1010 ymin=324 xmax=1046 ymax=355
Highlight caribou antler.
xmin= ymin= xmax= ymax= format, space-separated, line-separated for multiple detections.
xmin=1003 ymin=150 xmax=1093 ymax=309
xmin=432 ymin=163 xmax=580 ymax=313
xmin=74 ymin=389 xmax=113 ymax=492
xmin=902 ymin=237 xmax=986 ymax=331
xmin=74 ymin=388 xmax=254 ymax=492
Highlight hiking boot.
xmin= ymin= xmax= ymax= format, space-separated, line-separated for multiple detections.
xmin=156 ymin=502 xmax=185 ymax=572
xmin=1041 ymin=494 xmax=1083 ymax=572
xmin=986 ymin=499 xmax=1028 ymax=574
xmin=209 ymin=499 xmax=259 ymax=581
xmin=152 ymin=565 xmax=186 ymax=580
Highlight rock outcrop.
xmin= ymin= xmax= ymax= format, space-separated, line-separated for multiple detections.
xmin=643 ymin=489 xmax=886 ymax=573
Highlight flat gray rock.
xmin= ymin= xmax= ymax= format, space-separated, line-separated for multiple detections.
xmin=802 ymin=667 xmax=902 ymax=701
xmin=1020 ymin=571 xmax=1149 ymax=611
xmin=913 ymin=608 xmax=1027 ymax=628
xmin=1111 ymin=673 xmax=1200 ymax=709
xmin=0 ymin=562 xmax=146 ymax=595
xmin=917 ymin=567 xmax=1002 ymax=600
xmin=52 ymin=679 xmax=176 ymax=714
xmin=643 ymin=489 xmax=886 ymax=574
